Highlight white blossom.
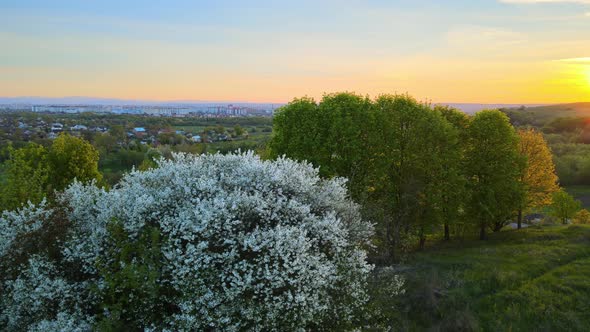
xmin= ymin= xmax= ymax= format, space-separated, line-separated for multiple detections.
xmin=1 ymin=152 xmax=374 ymax=330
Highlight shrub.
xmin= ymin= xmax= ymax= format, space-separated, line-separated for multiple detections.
xmin=574 ymin=209 xmax=590 ymax=224
xmin=1 ymin=152 xmax=374 ymax=330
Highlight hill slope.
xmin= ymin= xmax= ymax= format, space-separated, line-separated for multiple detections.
xmin=505 ymin=102 xmax=590 ymax=124
xmin=397 ymin=225 xmax=590 ymax=331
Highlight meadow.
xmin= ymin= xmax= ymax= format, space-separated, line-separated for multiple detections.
xmin=395 ymin=224 xmax=590 ymax=331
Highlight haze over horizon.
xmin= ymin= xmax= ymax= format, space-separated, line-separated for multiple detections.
xmin=1 ymin=0 xmax=590 ymax=103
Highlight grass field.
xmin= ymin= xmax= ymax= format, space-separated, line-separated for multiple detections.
xmin=511 ymin=102 xmax=590 ymax=121
xmin=392 ymin=225 xmax=590 ymax=331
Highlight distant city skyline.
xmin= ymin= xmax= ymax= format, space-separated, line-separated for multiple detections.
xmin=0 ymin=96 xmax=556 ymax=114
xmin=1 ymin=0 xmax=589 ymax=103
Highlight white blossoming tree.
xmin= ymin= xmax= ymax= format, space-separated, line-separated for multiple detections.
xmin=0 ymin=152 xmax=374 ymax=331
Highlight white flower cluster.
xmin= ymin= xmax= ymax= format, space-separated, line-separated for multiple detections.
xmin=1 ymin=255 xmax=93 ymax=331
xmin=1 ymin=152 xmax=374 ymax=331
xmin=0 ymin=200 xmax=50 ymax=257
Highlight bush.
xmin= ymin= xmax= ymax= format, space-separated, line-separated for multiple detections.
xmin=574 ymin=209 xmax=590 ymax=224
xmin=0 ymin=152 xmax=374 ymax=330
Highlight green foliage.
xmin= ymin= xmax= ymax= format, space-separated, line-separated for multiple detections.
xmin=270 ymin=97 xmax=322 ymax=168
xmin=552 ymin=144 xmax=590 ymax=186
xmin=464 ymin=110 xmax=524 ymax=238
xmin=0 ymin=134 xmax=103 ymax=210
xmin=270 ymin=93 xmax=468 ymax=259
xmin=371 ymin=95 xmax=462 ymax=254
xmin=0 ymin=143 xmax=49 ymax=211
xmin=550 ymin=190 xmax=581 ymax=224
xmin=543 ymin=116 xmax=587 ymax=134
xmin=270 ymin=93 xmax=373 ymax=197
xmin=233 ymin=124 xmax=245 ymax=136
xmin=93 ymin=133 xmax=118 ymax=154
xmin=157 ymin=132 xmax=185 ymax=145
xmin=435 ymin=106 xmax=471 ymax=240
xmin=94 ymin=220 xmax=174 ymax=330
xmin=47 ymin=133 xmax=102 ymax=191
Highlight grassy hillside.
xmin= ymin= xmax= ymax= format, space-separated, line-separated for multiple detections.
xmin=395 ymin=225 xmax=590 ymax=331
xmin=524 ymin=102 xmax=590 ymax=117
xmin=503 ymin=102 xmax=590 ymax=126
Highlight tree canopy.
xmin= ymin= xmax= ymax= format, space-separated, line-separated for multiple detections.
xmin=517 ymin=128 xmax=559 ymax=228
xmin=0 ymin=143 xmax=49 ymax=211
xmin=47 ymin=133 xmax=102 ymax=192
xmin=464 ymin=110 xmax=524 ymax=239
xmin=550 ymin=190 xmax=581 ymax=224
xmin=0 ymin=134 xmax=102 ymax=211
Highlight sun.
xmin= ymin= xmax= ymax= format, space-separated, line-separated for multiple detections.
xmin=586 ymin=67 xmax=590 ymax=86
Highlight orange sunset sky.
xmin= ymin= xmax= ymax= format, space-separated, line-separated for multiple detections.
xmin=1 ymin=0 xmax=589 ymax=103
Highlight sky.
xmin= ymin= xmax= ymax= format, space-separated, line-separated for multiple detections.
xmin=1 ymin=0 xmax=590 ymax=103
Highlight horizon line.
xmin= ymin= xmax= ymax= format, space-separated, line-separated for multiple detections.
xmin=1 ymin=95 xmax=587 ymax=106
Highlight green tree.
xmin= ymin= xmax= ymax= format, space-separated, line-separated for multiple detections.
xmin=109 ymin=125 xmax=127 ymax=142
xmin=315 ymin=93 xmax=373 ymax=195
xmin=269 ymin=93 xmax=373 ymax=198
xmin=269 ymin=97 xmax=321 ymax=167
xmin=370 ymin=95 xmax=460 ymax=253
xmin=464 ymin=110 xmax=524 ymax=240
xmin=271 ymin=93 xmax=467 ymax=259
xmin=93 ymin=132 xmax=118 ymax=154
xmin=47 ymin=133 xmax=102 ymax=191
xmin=550 ymin=190 xmax=581 ymax=224
xmin=233 ymin=124 xmax=245 ymax=137
xmin=434 ymin=105 xmax=471 ymax=240
xmin=0 ymin=143 xmax=49 ymax=211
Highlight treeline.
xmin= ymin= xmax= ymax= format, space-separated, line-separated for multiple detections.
xmin=270 ymin=93 xmax=560 ymax=260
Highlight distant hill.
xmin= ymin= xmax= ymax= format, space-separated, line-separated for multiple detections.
xmin=507 ymin=102 xmax=590 ymax=118
xmin=438 ymin=103 xmax=548 ymax=114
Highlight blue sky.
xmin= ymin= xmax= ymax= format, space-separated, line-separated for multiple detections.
xmin=1 ymin=0 xmax=589 ymax=102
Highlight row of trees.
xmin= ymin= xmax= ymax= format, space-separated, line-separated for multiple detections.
xmin=270 ymin=93 xmax=559 ymax=260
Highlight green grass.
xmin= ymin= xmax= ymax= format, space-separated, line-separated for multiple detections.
xmin=394 ymin=225 xmax=590 ymax=331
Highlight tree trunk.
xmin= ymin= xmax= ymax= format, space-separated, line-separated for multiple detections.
xmin=444 ymin=223 xmax=450 ymax=241
xmin=386 ymin=217 xmax=401 ymax=262
xmin=479 ymin=224 xmax=487 ymax=240
xmin=418 ymin=227 xmax=426 ymax=250
xmin=517 ymin=209 xmax=522 ymax=229
xmin=492 ymin=222 xmax=504 ymax=232
xmin=385 ymin=219 xmax=395 ymax=262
